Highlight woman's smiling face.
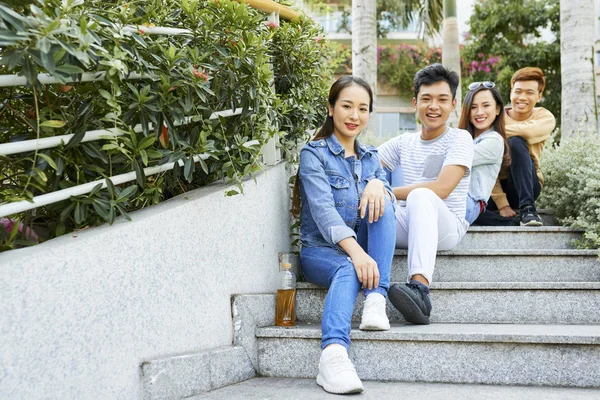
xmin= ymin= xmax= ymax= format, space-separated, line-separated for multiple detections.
xmin=469 ymin=89 xmax=500 ymax=136
xmin=328 ymin=84 xmax=371 ymax=143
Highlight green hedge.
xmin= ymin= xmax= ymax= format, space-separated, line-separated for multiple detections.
xmin=539 ymin=133 xmax=600 ymax=250
xmin=0 ymin=0 xmax=333 ymax=250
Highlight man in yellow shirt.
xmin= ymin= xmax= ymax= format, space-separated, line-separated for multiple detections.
xmin=477 ymin=67 xmax=556 ymax=226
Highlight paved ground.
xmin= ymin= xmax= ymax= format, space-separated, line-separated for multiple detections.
xmin=190 ymin=378 xmax=600 ymax=399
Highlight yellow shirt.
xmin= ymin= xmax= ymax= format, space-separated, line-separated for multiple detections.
xmin=490 ymin=107 xmax=556 ymax=209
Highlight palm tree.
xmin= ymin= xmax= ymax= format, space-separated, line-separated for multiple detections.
xmin=352 ymin=0 xmax=378 ymax=133
xmin=560 ymin=0 xmax=597 ymax=139
xmin=442 ymin=0 xmax=461 ymax=126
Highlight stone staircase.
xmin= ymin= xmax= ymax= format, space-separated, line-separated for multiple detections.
xmin=253 ymin=215 xmax=600 ymax=389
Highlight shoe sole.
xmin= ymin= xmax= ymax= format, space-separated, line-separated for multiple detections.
xmin=359 ymin=322 xmax=390 ymax=331
xmin=316 ymin=375 xmax=364 ymax=394
xmin=520 ymin=220 xmax=543 ymax=226
xmin=388 ymin=286 xmax=430 ymax=325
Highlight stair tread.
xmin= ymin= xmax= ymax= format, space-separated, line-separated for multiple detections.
xmin=394 ymin=248 xmax=597 ymax=255
xmin=297 ymin=281 xmax=600 ymax=290
xmin=191 ymin=378 xmax=600 ymax=399
xmin=466 ymin=226 xmax=583 ymax=232
xmin=257 ymin=322 xmax=600 ymax=344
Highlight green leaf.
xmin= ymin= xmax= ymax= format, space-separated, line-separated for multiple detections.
xmin=133 ymin=159 xmax=145 ymax=187
xmin=117 ymin=185 xmax=137 ymax=202
xmin=40 ymin=120 xmax=66 ymax=128
xmin=138 ymin=135 xmax=155 ymax=150
xmin=89 ymin=183 xmax=104 ymax=197
xmin=92 ymin=200 xmax=110 ymax=220
xmin=55 ymin=64 xmax=85 ymax=74
xmin=74 ymin=203 xmax=85 ymax=224
xmin=98 ymin=89 xmax=112 ymax=100
xmin=105 ymin=178 xmax=116 ymax=199
xmin=60 ymin=203 xmax=75 ymax=221
xmin=184 ymin=156 xmax=194 ymax=182
xmin=38 ymin=153 xmax=58 ymax=170
xmin=8 ymin=218 xmax=20 ymax=242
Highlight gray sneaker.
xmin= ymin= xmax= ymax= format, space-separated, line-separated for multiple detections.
xmin=520 ymin=206 xmax=543 ymax=226
xmin=388 ymin=282 xmax=431 ymax=325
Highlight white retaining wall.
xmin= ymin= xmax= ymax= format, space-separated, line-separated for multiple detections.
xmin=0 ymin=163 xmax=292 ymax=399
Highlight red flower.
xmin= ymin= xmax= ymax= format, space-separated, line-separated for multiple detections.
xmin=266 ymin=21 xmax=279 ymax=29
xmin=192 ymin=68 xmax=209 ymax=82
xmin=138 ymin=27 xmax=145 ymax=34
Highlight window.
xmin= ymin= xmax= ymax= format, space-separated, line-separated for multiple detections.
xmin=376 ymin=112 xmax=416 ymax=138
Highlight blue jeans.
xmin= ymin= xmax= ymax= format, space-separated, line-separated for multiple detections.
xmin=465 ymin=194 xmax=483 ymax=225
xmin=300 ymin=199 xmax=396 ymax=350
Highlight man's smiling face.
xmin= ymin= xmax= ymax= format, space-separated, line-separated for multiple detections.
xmin=413 ymin=81 xmax=456 ymax=138
xmin=510 ymin=80 xmax=542 ymax=120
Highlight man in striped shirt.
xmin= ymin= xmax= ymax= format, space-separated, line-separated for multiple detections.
xmin=378 ymin=64 xmax=474 ymax=325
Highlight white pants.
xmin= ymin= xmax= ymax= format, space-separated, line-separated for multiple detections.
xmin=395 ymin=188 xmax=467 ymax=284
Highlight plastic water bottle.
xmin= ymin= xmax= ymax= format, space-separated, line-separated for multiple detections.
xmin=275 ymin=254 xmax=296 ymax=327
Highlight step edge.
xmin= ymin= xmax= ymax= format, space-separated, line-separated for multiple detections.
xmin=296 ymin=281 xmax=600 ymax=290
xmin=256 ymin=324 xmax=600 ymax=345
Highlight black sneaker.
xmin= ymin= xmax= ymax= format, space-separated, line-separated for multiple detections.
xmin=388 ymin=282 xmax=431 ymax=325
xmin=520 ymin=206 xmax=543 ymax=226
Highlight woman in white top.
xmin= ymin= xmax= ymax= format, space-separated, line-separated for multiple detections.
xmin=459 ymin=82 xmax=511 ymax=224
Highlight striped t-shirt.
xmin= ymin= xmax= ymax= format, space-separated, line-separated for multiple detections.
xmin=378 ymin=127 xmax=474 ymax=226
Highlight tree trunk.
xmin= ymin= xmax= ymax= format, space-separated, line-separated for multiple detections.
xmin=442 ymin=0 xmax=461 ymax=127
xmin=352 ymin=0 xmax=377 ymax=134
xmin=560 ymin=0 xmax=597 ymax=140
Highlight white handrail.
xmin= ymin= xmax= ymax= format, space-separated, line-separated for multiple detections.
xmin=0 ymin=72 xmax=152 ymax=87
xmin=0 ymin=154 xmax=209 ymax=218
xmin=0 ymin=109 xmax=245 ymax=156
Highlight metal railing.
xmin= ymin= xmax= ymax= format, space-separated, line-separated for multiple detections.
xmin=0 ymin=1 xmax=299 ymax=219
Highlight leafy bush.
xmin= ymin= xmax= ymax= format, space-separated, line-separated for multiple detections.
xmin=377 ymin=43 xmax=441 ymax=97
xmin=0 ymin=0 xmax=334 ymax=251
xmin=461 ymin=0 xmax=560 ymax=126
xmin=539 ymin=134 xmax=600 ymax=250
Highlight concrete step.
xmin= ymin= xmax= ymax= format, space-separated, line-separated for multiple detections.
xmin=295 ymin=281 xmax=600 ymax=324
xmin=255 ymin=323 xmax=600 ymax=388
xmin=457 ymin=226 xmax=583 ymax=250
xmin=390 ymin=249 xmax=599 ymax=282
xmin=191 ymin=377 xmax=600 ymax=399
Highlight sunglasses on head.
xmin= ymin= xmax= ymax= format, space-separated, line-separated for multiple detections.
xmin=468 ymin=81 xmax=495 ymax=90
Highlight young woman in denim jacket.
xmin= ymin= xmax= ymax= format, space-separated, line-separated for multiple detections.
xmin=458 ymin=82 xmax=511 ymax=224
xmin=291 ymin=76 xmax=396 ymax=394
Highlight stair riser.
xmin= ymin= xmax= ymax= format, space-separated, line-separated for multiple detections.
xmin=257 ymin=338 xmax=600 ymax=388
xmin=296 ymin=289 xmax=600 ymax=324
xmin=456 ymin=232 xmax=581 ymax=250
xmin=391 ymin=255 xmax=600 ymax=282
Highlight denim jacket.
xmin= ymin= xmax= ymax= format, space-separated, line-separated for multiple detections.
xmin=299 ymin=134 xmax=394 ymax=248
xmin=468 ymin=129 xmax=504 ymax=202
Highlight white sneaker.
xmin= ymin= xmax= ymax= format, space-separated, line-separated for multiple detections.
xmin=316 ymin=347 xmax=364 ymax=394
xmin=359 ymin=293 xmax=390 ymax=330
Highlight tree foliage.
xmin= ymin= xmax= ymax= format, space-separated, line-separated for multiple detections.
xmin=461 ymin=0 xmax=561 ymax=125
xmin=0 ymin=0 xmax=333 ymax=251
xmin=313 ymin=0 xmax=443 ymax=38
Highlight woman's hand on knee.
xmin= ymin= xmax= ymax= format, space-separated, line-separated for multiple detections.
xmin=499 ymin=206 xmax=516 ymax=217
xmin=351 ymin=251 xmax=380 ymax=290
xmin=360 ymin=179 xmax=387 ymax=223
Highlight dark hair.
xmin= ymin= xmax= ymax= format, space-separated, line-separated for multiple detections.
xmin=458 ymin=84 xmax=511 ymax=173
xmin=413 ymin=63 xmax=460 ymax=100
xmin=511 ymin=67 xmax=546 ymax=93
xmin=291 ymin=75 xmax=374 ymax=216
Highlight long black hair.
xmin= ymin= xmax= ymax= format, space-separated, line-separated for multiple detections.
xmin=458 ymin=84 xmax=511 ymax=173
xmin=291 ymin=76 xmax=374 ymax=217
